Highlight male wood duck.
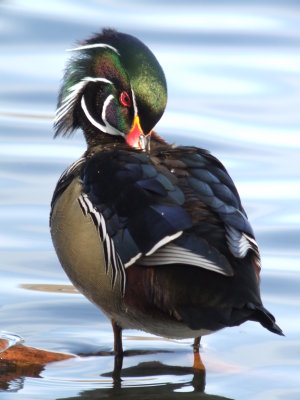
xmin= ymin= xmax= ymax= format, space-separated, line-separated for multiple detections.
xmin=50 ymin=29 xmax=283 ymax=355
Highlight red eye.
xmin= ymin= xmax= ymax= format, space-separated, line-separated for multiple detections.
xmin=120 ymin=91 xmax=131 ymax=107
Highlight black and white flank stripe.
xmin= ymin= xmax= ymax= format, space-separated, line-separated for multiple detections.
xmin=78 ymin=193 xmax=126 ymax=295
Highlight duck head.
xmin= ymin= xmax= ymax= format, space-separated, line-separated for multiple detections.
xmin=54 ymin=29 xmax=167 ymax=150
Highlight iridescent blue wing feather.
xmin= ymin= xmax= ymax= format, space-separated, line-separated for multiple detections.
xmin=81 ymin=146 xmax=260 ymax=276
xmin=81 ymin=149 xmax=192 ymax=267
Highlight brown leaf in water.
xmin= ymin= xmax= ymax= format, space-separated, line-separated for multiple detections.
xmin=0 ymin=342 xmax=74 ymax=365
xmin=0 ymin=341 xmax=75 ymax=390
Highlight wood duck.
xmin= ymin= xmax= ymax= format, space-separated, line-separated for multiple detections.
xmin=50 ymin=29 xmax=283 ymax=355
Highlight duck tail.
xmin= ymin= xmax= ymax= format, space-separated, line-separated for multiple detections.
xmin=248 ymin=303 xmax=284 ymax=336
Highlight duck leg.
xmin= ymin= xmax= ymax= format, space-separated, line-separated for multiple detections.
xmin=193 ymin=336 xmax=201 ymax=354
xmin=111 ymin=320 xmax=123 ymax=383
xmin=193 ymin=337 xmax=205 ymax=371
xmin=112 ymin=319 xmax=123 ymax=355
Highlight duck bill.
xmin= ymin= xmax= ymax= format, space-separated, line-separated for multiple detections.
xmin=126 ymin=115 xmax=150 ymax=151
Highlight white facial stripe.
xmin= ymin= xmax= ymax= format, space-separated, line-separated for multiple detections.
xmin=84 ymin=78 xmax=112 ymax=86
xmin=56 ymin=74 xmax=127 ymax=138
xmin=82 ymin=77 xmax=113 ymax=85
xmin=54 ymin=81 xmax=86 ymax=124
xmin=131 ymin=89 xmax=138 ymax=117
xmin=81 ymin=94 xmax=125 ymax=138
xmin=101 ymin=95 xmax=125 ymax=137
xmin=81 ymin=95 xmax=107 ymax=133
xmin=54 ymin=77 xmax=113 ymax=125
xmin=67 ymin=43 xmax=120 ymax=55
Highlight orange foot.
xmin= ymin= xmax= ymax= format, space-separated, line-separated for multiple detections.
xmin=193 ymin=351 xmax=205 ymax=370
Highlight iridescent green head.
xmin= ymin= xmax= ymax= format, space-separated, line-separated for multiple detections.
xmin=54 ymin=29 xmax=167 ymax=149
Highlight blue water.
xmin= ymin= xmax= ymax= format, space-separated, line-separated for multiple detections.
xmin=1 ymin=1 xmax=300 ymax=399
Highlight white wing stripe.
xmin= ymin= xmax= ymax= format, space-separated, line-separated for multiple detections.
xmin=124 ymin=252 xmax=142 ymax=268
xmin=138 ymin=243 xmax=230 ymax=276
xmin=226 ymin=226 xmax=260 ymax=260
xmin=145 ymin=231 xmax=183 ymax=256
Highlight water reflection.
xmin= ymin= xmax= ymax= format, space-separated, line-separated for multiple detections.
xmin=70 ymin=361 xmax=229 ymax=400
xmin=105 ymin=357 xmax=206 ymax=392
xmin=0 ymin=348 xmax=235 ymax=399
xmin=66 ymin=387 xmax=232 ymax=400
xmin=0 ymin=360 xmax=42 ymax=393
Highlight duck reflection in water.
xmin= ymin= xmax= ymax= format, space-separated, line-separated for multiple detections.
xmin=78 ymin=348 xmax=232 ymax=398
xmin=82 ymin=347 xmax=236 ymax=399
xmin=0 ymin=343 xmax=233 ymax=398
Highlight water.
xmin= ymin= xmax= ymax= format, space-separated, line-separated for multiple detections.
xmin=1 ymin=1 xmax=300 ymax=399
